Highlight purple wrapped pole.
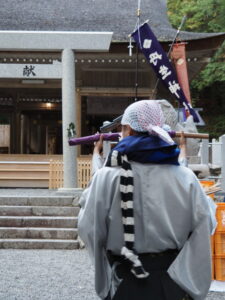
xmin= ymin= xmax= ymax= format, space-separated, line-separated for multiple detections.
xmin=169 ymin=131 xmax=176 ymax=138
xmin=69 ymin=133 xmax=120 ymax=146
xmin=68 ymin=131 xmax=208 ymax=146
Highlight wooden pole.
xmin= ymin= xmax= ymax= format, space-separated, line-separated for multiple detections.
xmin=173 ymin=132 xmax=209 ymax=139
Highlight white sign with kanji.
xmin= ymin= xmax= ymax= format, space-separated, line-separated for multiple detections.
xmin=0 ymin=60 xmax=62 ymax=79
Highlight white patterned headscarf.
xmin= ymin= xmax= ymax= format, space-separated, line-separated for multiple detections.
xmin=121 ymin=100 xmax=174 ymax=145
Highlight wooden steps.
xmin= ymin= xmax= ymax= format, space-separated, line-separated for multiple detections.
xmin=0 ymin=154 xmax=62 ymax=188
xmin=0 ymin=154 xmax=92 ymax=188
xmin=0 ymin=162 xmax=49 ymax=187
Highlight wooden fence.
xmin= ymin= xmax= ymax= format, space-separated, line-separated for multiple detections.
xmin=49 ymin=156 xmax=92 ymax=189
xmin=49 ymin=160 xmax=64 ymax=189
xmin=77 ymin=156 xmax=92 ymax=188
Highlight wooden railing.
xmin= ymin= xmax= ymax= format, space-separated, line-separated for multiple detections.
xmin=49 ymin=160 xmax=64 ymax=189
xmin=49 ymin=156 xmax=92 ymax=189
xmin=77 ymin=156 xmax=92 ymax=188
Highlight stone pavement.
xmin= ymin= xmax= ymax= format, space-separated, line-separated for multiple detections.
xmin=0 ymin=249 xmax=224 ymax=300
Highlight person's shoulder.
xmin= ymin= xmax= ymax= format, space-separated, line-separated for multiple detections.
xmin=176 ymin=164 xmax=194 ymax=173
xmin=94 ymin=165 xmax=121 ymax=179
xmin=175 ymin=165 xmax=202 ymax=188
xmin=176 ymin=164 xmax=197 ymax=177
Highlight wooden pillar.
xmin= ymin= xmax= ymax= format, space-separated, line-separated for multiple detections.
xmin=20 ymin=114 xmax=24 ymax=153
xmin=11 ymin=93 xmax=21 ymax=154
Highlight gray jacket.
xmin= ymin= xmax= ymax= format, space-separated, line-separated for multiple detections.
xmin=78 ymin=158 xmax=216 ymax=300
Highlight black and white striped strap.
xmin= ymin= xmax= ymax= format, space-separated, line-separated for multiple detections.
xmin=106 ymin=150 xmax=149 ymax=279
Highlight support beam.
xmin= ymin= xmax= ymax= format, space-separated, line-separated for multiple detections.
xmin=62 ymin=49 xmax=77 ymax=188
xmin=0 ymin=31 xmax=113 ymax=51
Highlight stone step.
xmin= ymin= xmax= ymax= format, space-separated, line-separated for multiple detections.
xmin=0 ymin=216 xmax=78 ymax=228
xmin=0 ymin=179 xmax=49 ymax=188
xmin=0 ymin=239 xmax=79 ymax=249
xmin=0 ymin=227 xmax=78 ymax=239
xmin=0 ymin=206 xmax=80 ymax=217
xmin=0 ymin=196 xmax=79 ymax=207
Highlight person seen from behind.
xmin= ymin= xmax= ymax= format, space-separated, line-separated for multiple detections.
xmin=78 ymin=100 xmax=216 ymax=300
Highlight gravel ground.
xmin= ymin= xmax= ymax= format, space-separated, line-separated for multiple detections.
xmin=0 ymin=249 xmax=223 ymax=300
xmin=207 ymin=293 xmax=225 ymax=300
xmin=0 ymin=249 xmax=97 ymax=300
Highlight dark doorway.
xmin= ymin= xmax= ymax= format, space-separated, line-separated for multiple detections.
xmin=21 ymin=110 xmax=62 ymax=154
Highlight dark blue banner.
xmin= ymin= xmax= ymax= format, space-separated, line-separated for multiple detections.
xmin=132 ymin=22 xmax=199 ymax=122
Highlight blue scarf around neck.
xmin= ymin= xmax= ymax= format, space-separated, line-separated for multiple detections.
xmin=112 ymin=135 xmax=180 ymax=165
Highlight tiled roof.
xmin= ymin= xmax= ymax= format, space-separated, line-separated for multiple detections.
xmin=0 ymin=0 xmax=223 ymax=42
